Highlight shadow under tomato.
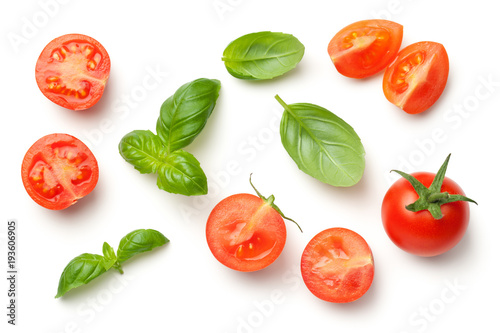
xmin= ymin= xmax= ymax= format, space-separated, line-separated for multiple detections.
xmin=57 ymin=184 xmax=101 ymax=217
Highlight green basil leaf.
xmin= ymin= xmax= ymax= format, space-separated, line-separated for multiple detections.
xmin=117 ymin=229 xmax=169 ymax=264
xmin=102 ymin=242 xmax=117 ymax=267
xmin=118 ymin=130 xmax=167 ymax=174
xmin=276 ymin=95 xmax=365 ymax=187
xmin=222 ymin=31 xmax=305 ymax=80
xmin=156 ymin=78 xmax=221 ymax=153
xmin=156 ymin=149 xmax=208 ymax=196
xmin=55 ymin=253 xmax=115 ymax=298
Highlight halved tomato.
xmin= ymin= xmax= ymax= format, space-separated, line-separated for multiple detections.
xmin=383 ymin=41 xmax=449 ymax=114
xmin=206 ymin=193 xmax=287 ymax=272
xmin=301 ymin=228 xmax=374 ymax=303
xmin=35 ymin=34 xmax=111 ymax=111
xmin=21 ymin=133 xmax=99 ymax=210
xmin=328 ymin=19 xmax=403 ymax=78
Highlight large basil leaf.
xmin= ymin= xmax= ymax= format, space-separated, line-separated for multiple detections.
xmin=117 ymin=229 xmax=169 ymax=264
xmin=222 ymin=31 xmax=305 ymax=80
xmin=156 ymin=78 xmax=221 ymax=153
xmin=55 ymin=253 xmax=115 ymax=298
xmin=118 ymin=130 xmax=166 ymax=174
xmin=276 ymin=96 xmax=365 ymax=187
xmin=157 ymin=149 xmax=208 ymax=196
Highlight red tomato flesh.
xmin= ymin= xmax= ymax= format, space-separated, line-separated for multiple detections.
xmin=21 ymin=133 xmax=99 ymax=210
xmin=35 ymin=34 xmax=111 ymax=111
xmin=301 ymin=228 xmax=374 ymax=303
xmin=383 ymin=41 xmax=449 ymax=114
xmin=328 ymin=19 xmax=403 ymax=78
xmin=206 ymin=193 xmax=286 ymax=272
xmin=382 ymin=172 xmax=469 ymax=257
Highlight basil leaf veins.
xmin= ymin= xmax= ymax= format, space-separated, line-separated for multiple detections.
xmin=55 ymin=253 xmax=115 ymax=298
xmin=157 ymin=78 xmax=221 ymax=153
xmin=276 ymin=95 xmax=365 ymax=187
xmin=222 ymin=31 xmax=305 ymax=80
xmin=116 ymin=229 xmax=170 ymax=264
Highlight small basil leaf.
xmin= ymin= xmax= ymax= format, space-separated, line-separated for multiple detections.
xmin=156 ymin=149 xmax=208 ymax=196
xmin=222 ymin=31 xmax=305 ymax=80
xmin=277 ymin=95 xmax=365 ymax=187
xmin=117 ymin=229 xmax=169 ymax=264
xmin=118 ymin=130 xmax=166 ymax=174
xmin=55 ymin=254 xmax=115 ymax=298
xmin=156 ymin=78 xmax=221 ymax=153
xmin=102 ymin=242 xmax=117 ymax=268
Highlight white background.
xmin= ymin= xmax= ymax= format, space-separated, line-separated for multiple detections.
xmin=1 ymin=0 xmax=498 ymax=332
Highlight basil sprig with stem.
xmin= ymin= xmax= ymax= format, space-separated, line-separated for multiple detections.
xmin=275 ymin=95 xmax=365 ymax=187
xmin=391 ymin=154 xmax=477 ymax=219
xmin=222 ymin=31 xmax=305 ymax=80
xmin=55 ymin=229 xmax=169 ymax=298
xmin=119 ymin=78 xmax=220 ymax=196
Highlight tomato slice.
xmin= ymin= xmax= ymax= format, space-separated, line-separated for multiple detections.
xmin=35 ymin=34 xmax=111 ymax=111
xmin=21 ymin=133 xmax=99 ymax=210
xmin=327 ymin=19 xmax=403 ymax=78
xmin=206 ymin=193 xmax=287 ymax=272
xmin=301 ymin=228 xmax=374 ymax=303
xmin=383 ymin=41 xmax=449 ymax=114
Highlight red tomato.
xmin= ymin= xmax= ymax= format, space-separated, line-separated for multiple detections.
xmin=301 ymin=228 xmax=374 ymax=303
xmin=206 ymin=193 xmax=287 ymax=272
xmin=327 ymin=19 xmax=403 ymax=78
xmin=21 ymin=133 xmax=99 ymax=210
xmin=382 ymin=172 xmax=470 ymax=257
xmin=35 ymin=34 xmax=111 ymax=111
xmin=383 ymin=41 xmax=449 ymax=114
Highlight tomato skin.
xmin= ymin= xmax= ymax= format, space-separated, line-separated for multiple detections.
xmin=382 ymin=172 xmax=469 ymax=257
xmin=21 ymin=133 xmax=99 ymax=210
xmin=301 ymin=228 xmax=374 ymax=303
xmin=383 ymin=41 xmax=449 ymax=114
xmin=328 ymin=19 xmax=403 ymax=78
xmin=206 ymin=193 xmax=286 ymax=272
xmin=35 ymin=34 xmax=111 ymax=111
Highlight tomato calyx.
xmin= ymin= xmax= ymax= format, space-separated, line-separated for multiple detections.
xmin=249 ymin=174 xmax=302 ymax=232
xmin=391 ymin=154 xmax=477 ymax=219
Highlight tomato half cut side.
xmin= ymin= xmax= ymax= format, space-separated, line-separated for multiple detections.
xmin=35 ymin=34 xmax=111 ymax=111
xmin=206 ymin=193 xmax=287 ymax=272
xmin=383 ymin=41 xmax=449 ymax=114
xmin=328 ymin=19 xmax=403 ymax=79
xmin=21 ymin=133 xmax=99 ymax=210
xmin=301 ymin=228 xmax=374 ymax=303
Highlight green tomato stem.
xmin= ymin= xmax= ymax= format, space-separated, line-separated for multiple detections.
xmin=392 ymin=154 xmax=476 ymax=220
xmin=249 ymin=173 xmax=303 ymax=232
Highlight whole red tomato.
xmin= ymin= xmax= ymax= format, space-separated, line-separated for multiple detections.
xmin=381 ymin=154 xmax=476 ymax=257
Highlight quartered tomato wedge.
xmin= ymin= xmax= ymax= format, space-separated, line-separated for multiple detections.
xmin=35 ymin=34 xmax=111 ymax=111
xmin=383 ymin=41 xmax=449 ymax=114
xmin=301 ymin=228 xmax=374 ymax=303
xmin=206 ymin=176 xmax=300 ymax=272
xmin=328 ymin=19 xmax=403 ymax=78
xmin=21 ymin=133 xmax=99 ymax=210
